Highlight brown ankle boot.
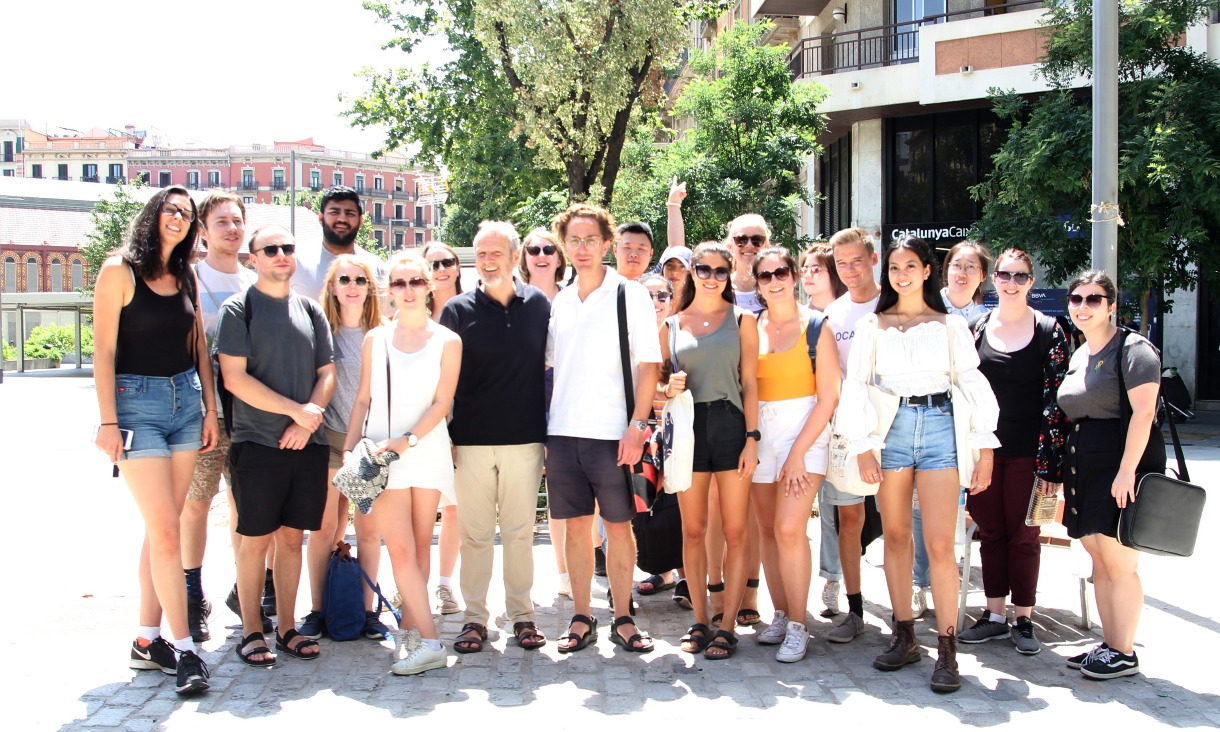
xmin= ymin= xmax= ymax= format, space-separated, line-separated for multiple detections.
xmin=931 ymin=627 xmax=961 ymax=693
xmin=873 ymin=619 xmax=921 ymax=670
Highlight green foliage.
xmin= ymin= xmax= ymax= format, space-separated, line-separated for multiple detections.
xmin=512 ymin=190 xmax=570 ymax=234
xmin=23 ymin=323 xmax=87 ymax=362
xmin=614 ymin=20 xmax=829 ymax=252
xmin=2 ymin=342 xmax=16 ymax=361
xmin=80 ymin=182 xmax=148 ymax=297
xmin=971 ymin=0 xmax=1220 ymax=309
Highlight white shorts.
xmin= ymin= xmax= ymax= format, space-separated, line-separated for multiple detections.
xmin=754 ymin=396 xmax=831 ymax=483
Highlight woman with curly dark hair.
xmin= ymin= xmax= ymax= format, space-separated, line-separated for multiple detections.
xmin=93 ymin=186 xmax=217 ymax=695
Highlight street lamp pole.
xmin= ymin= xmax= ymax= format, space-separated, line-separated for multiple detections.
xmin=1091 ymin=0 xmax=1119 ymax=285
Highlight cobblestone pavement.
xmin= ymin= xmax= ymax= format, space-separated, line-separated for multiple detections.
xmin=5 ymin=373 xmax=1219 ymax=730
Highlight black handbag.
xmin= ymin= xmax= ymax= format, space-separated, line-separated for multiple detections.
xmin=1115 ymin=330 xmax=1207 ymax=557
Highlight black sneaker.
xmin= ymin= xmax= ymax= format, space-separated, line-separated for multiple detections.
xmin=1066 ymin=643 xmax=1107 ymax=670
xmin=957 ymin=615 xmax=1009 ymax=644
xmin=174 ymin=650 xmax=211 ymax=695
xmin=1010 ymin=616 xmax=1041 ymax=655
xmin=363 ymin=610 xmax=391 ymax=640
xmin=1080 ymin=646 xmax=1139 ymax=679
xmin=188 ymin=598 xmax=212 ymax=643
xmin=129 ymin=638 xmax=177 ymax=675
xmin=298 ymin=610 xmax=326 ymax=640
xmin=261 ymin=571 xmax=277 ymax=616
xmin=594 ymin=546 xmax=607 ymax=578
xmin=227 ymin=583 xmax=273 ymax=634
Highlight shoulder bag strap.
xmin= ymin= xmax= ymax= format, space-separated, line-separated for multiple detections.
xmin=617 ymin=282 xmax=634 ymax=422
xmin=1116 ymin=330 xmax=1188 ymax=481
xmin=947 ymin=316 xmax=959 ymax=385
xmin=667 ymin=315 xmax=681 ymax=373
xmin=805 ymin=312 xmax=826 ymax=370
xmin=386 ymin=332 xmax=393 ymax=439
xmin=193 ymin=262 xmax=224 ymax=311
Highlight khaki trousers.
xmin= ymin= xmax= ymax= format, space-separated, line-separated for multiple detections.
xmin=455 ymin=443 xmax=544 ymax=625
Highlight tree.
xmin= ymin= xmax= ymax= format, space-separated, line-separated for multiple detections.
xmin=613 ymin=20 xmax=829 ymax=252
xmin=80 ymin=182 xmax=148 ymax=296
xmin=971 ymin=0 xmax=1220 ymax=328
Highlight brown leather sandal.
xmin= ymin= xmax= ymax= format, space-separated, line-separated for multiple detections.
xmin=454 ymin=622 xmax=488 ymax=654
xmin=513 ymin=621 xmax=546 ymax=650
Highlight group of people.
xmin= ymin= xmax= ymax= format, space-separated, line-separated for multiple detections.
xmin=94 ymin=183 xmax=1165 ymax=697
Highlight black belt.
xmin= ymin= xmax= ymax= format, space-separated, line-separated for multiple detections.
xmin=899 ymin=392 xmax=951 ymax=408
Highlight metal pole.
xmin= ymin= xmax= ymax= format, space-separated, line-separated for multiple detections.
xmin=290 ymin=150 xmax=296 ymax=236
xmin=74 ymin=309 xmax=82 ymax=369
xmin=1091 ymin=0 xmax=1119 ymax=284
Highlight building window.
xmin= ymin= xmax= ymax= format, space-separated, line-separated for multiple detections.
xmin=819 ymin=134 xmax=852 ymax=238
xmin=243 ymin=196 xmax=254 ymax=205
xmin=187 ymin=171 xmax=200 ymax=189
xmin=355 ymin=174 xmax=365 ymax=192
xmin=241 ymin=169 xmax=256 ymax=189
xmin=373 ymin=230 xmax=384 ymax=247
xmin=1 ymin=169 xmax=12 ymax=177
xmin=394 ymin=231 xmax=404 ymax=249
xmin=158 ymin=170 xmax=171 ymax=187
xmin=108 ymin=163 xmax=124 ymax=184
xmin=71 ymin=259 xmax=84 ymax=290
xmin=50 ymin=260 xmax=63 ymax=292
xmin=272 ymin=169 xmax=286 ymax=190
xmin=1 ymin=140 xmax=12 ymax=163
xmin=394 ymin=204 xmax=404 ymax=220
xmin=415 ymin=231 xmax=424 ymax=246
xmin=31 ymin=164 xmax=42 ymax=179
xmin=57 ymin=164 xmax=69 ymax=181
xmin=26 ymin=257 xmax=39 ymax=292
xmin=374 ymin=202 xmax=383 ymax=221
xmin=333 ymin=171 xmax=343 ymax=186
xmin=3 ymin=257 xmax=15 ymax=292
xmin=374 ymin=176 xmax=384 ymax=191
xmin=208 ymin=170 xmax=221 ymax=188
xmin=395 ymin=178 xmax=404 ymax=192
xmin=415 ymin=206 xmax=424 ymax=226
xmin=310 ymin=170 xmax=321 ymax=190
xmin=83 ymin=164 xmax=99 ymax=183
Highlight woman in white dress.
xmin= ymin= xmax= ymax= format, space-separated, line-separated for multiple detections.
xmin=344 ymin=251 xmax=461 ymax=675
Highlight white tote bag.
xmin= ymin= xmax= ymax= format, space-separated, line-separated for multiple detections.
xmin=826 ymin=317 xmax=899 ymax=496
xmin=660 ymin=318 xmax=695 ymax=493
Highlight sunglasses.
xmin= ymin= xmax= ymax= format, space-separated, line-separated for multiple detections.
xmin=257 ymin=244 xmax=296 ymax=257
xmin=800 ymin=264 xmax=822 ymax=275
xmin=336 ymin=275 xmax=369 ymax=287
xmin=430 ymin=257 xmax=458 ymax=271
xmin=732 ymin=234 xmax=765 ymax=248
xmin=390 ymin=277 xmax=429 ymax=291
xmin=526 ymin=244 xmax=557 ymax=256
xmin=161 ymin=204 xmax=195 ymax=223
xmin=693 ymin=263 xmax=731 ymax=282
xmin=649 ymin=291 xmax=673 ymax=302
xmin=1067 ymin=293 xmax=1110 ymax=308
xmin=756 ymin=266 xmax=792 ymax=286
xmin=994 ymin=270 xmax=1033 ymax=285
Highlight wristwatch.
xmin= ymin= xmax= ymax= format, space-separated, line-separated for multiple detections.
xmin=403 ymin=432 xmax=419 ymax=448
xmin=629 ymin=419 xmax=648 ymax=432
xmin=745 ymin=430 xmax=761 ymax=441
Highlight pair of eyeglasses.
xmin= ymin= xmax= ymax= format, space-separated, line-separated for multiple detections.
xmin=756 ymin=266 xmax=792 ymax=286
xmin=430 ymin=257 xmax=457 ymax=271
xmin=1067 ymin=293 xmax=1109 ymax=308
xmin=693 ymin=264 xmax=731 ymax=282
xmin=390 ymin=277 xmax=429 ymax=291
xmin=800 ymin=264 xmax=822 ymax=275
xmin=994 ymin=270 xmax=1032 ymax=285
xmin=526 ymin=244 xmax=556 ymax=256
xmin=257 ymin=244 xmax=296 ymax=257
xmin=336 ymin=275 xmax=369 ymax=287
xmin=732 ymin=234 xmax=765 ymax=248
xmin=947 ymin=262 xmax=981 ymax=275
xmin=565 ymin=236 xmax=603 ymax=250
xmin=162 ymin=204 xmax=195 ymax=223
xmin=650 ymin=291 xmax=673 ymax=303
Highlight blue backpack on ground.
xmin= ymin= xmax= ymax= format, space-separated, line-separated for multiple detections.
xmin=323 ymin=541 xmax=399 ymax=641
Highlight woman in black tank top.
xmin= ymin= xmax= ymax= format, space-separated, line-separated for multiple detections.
xmin=92 ymin=186 xmax=217 ymax=695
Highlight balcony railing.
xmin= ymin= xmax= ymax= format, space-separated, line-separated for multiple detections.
xmin=106 ymin=176 xmax=126 ymax=184
xmin=310 ymin=182 xmax=323 ymax=191
xmin=414 ymin=217 xmax=428 ymax=228
xmin=81 ymin=175 xmax=100 ymax=183
xmin=788 ymin=0 xmax=1043 ymax=80
xmin=55 ymin=175 xmax=70 ymax=181
xmin=391 ymin=190 xmax=417 ymax=201
xmin=372 ymin=216 xmax=389 ymax=225
xmin=271 ymin=180 xmax=288 ymax=190
xmin=354 ymin=185 xmax=367 ymax=194
xmin=240 ymin=179 xmax=259 ymax=190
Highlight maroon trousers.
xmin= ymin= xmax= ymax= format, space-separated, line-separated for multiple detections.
xmin=965 ymin=456 xmax=1042 ymax=607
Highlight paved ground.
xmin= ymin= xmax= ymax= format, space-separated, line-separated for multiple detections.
xmin=4 ymin=369 xmax=1219 ymax=730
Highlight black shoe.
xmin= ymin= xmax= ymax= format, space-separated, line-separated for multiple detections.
xmin=672 ymin=579 xmax=693 ymax=610
xmin=175 ymin=650 xmax=211 ymax=695
xmin=188 ymin=598 xmax=212 ymax=643
xmin=129 ymin=638 xmax=177 ymax=674
xmin=228 ymin=583 xmax=273 ymax=634
xmin=1067 ymin=643 xmax=1107 ymax=670
xmin=262 ymin=571 xmax=277 ymax=615
xmin=594 ymin=547 xmax=607 ymax=578
xmin=362 ymin=610 xmax=391 ymax=640
xmin=1080 ymin=646 xmax=1140 ymax=679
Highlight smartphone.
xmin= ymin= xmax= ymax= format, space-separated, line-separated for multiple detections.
xmin=93 ymin=425 xmax=135 ymax=450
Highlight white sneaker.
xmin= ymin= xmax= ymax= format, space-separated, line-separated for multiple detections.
xmin=757 ymin=610 xmax=788 ymax=645
xmin=820 ymin=580 xmax=841 ymax=617
xmin=911 ymin=586 xmax=928 ymax=619
xmin=557 ymin=575 xmax=573 ymax=599
xmin=435 ymin=585 xmax=460 ymax=615
xmin=776 ymin=621 xmax=808 ymax=663
xmin=391 ymin=638 xmax=447 ymax=676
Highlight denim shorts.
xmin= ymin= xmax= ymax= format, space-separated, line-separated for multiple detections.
xmin=115 ymin=368 xmax=204 ymax=460
xmin=880 ymin=402 xmax=957 ymax=472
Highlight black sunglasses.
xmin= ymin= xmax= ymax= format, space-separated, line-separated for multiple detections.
xmin=693 ymin=263 xmax=731 ymax=282
xmin=649 ymin=291 xmax=673 ymax=302
xmin=1068 ymin=293 xmax=1110 ymax=308
xmin=336 ymin=275 xmax=369 ymax=287
xmin=390 ymin=277 xmax=429 ymax=291
xmin=994 ymin=270 xmax=1033 ymax=285
xmin=257 ymin=244 xmax=296 ymax=257
xmin=732 ymin=234 xmax=765 ymax=247
xmin=756 ymin=266 xmax=792 ymax=286
xmin=526 ymin=244 xmax=557 ymax=256
xmin=430 ymin=257 xmax=458 ymax=271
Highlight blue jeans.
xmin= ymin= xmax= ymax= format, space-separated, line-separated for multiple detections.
xmin=818 ymin=480 xmax=842 ymax=581
xmin=115 ymin=368 xmax=204 ymax=460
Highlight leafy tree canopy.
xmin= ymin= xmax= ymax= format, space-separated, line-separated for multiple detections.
xmin=80 ymin=182 xmax=148 ymax=297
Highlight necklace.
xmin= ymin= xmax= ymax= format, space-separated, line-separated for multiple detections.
xmin=895 ymin=305 xmax=929 ymax=332
xmin=768 ymin=313 xmax=800 ymax=335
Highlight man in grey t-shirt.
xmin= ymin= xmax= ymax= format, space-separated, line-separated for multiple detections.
xmin=217 ymin=225 xmax=336 ymax=664
xmin=291 ymin=185 xmax=386 ymax=302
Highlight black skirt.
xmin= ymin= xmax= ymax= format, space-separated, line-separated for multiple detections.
xmin=1062 ymin=418 xmax=1165 ymax=539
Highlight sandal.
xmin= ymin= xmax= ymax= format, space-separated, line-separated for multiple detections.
xmin=275 ymin=629 xmax=320 ymax=660
xmin=236 ymin=632 xmax=276 ymax=667
xmin=513 ymin=621 xmax=546 ymax=650
xmin=680 ymin=623 xmax=712 ymax=654
xmin=609 ymin=615 xmax=654 ymax=653
xmin=703 ymin=629 xmax=739 ymax=660
xmin=637 ymin=574 xmax=676 ymax=596
xmin=672 ymin=579 xmax=692 ymax=610
xmin=737 ymin=579 xmax=762 ymax=626
xmin=708 ymin=582 xmax=725 ymax=627
xmin=454 ymin=622 xmax=488 ymax=654
xmin=557 ymin=614 xmax=598 ymax=654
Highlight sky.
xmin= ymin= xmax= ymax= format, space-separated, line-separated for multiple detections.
xmin=2 ymin=0 xmax=438 ymax=154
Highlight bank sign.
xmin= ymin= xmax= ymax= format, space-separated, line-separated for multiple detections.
xmin=983 ymin=289 xmax=1069 ymax=317
xmin=883 ymin=221 xmax=974 ymax=249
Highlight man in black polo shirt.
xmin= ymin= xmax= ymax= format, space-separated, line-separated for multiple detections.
xmin=439 ymin=221 xmax=550 ymax=653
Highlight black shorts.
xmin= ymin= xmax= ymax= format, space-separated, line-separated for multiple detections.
xmin=692 ymin=400 xmax=747 ymax=473
xmin=229 ymin=441 xmax=329 ymax=537
xmin=544 ymin=436 xmax=635 ymax=523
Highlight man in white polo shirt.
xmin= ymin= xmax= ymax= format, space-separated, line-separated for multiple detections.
xmin=546 ymin=203 xmax=661 ymax=654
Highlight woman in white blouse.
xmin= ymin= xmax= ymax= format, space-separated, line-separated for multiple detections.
xmin=839 ymin=236 xmax=999 ymax=694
